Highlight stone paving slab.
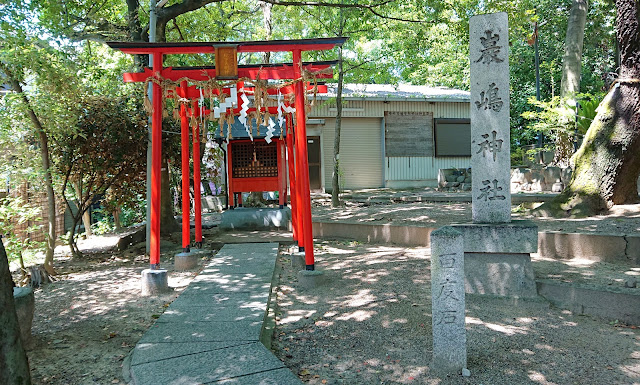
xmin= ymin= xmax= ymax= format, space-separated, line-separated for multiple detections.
xmin=188 ymin=273 xmax=272 ymax=293
xmin=139 ymin=320 xmax=263 ymax=344
xmin=128 ymin=242 xmax=303 ymax=385
xmin=131 ymin=342 xmax=289 ymax=384
xmin=157 ymin=304 xmax=266 ymax=323
xmin=131 ymin=341 xmax=253 ymax=366
xmin=170 ymin=291 xmax=270 ymax=307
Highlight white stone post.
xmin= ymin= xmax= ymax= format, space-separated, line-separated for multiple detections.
xmin=431 ymin=226 xmax=467 ymax=373
xmin=470 ymin=12 xmax=511 ymax=223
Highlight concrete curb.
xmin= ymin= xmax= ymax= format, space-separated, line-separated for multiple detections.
xmin=537 ymin=279 xmax=640 ymax=325
xmin=312 ymin=220 xmax=640 ymax=324
xmin=312 ymin=220 xmax=640 ymax=264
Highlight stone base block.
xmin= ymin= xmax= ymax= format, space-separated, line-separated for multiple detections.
xmin=452 ymin=221 xmax=538 ymax=254
xmin=297 ymin=270 xmax=327 ymax=289
xmin=141 ymin=269 xmax=170 ymax=296
xmin=290 ymin=252 xmax=306 ymax=270
xmin=464 ymin=253 xmax=537 ymax=298
xmin=13 ymin=287 xmax=34 ymax=348
xmin=220 ymin=207 xmax=291 ymax=231
xmin=174 ymin=253 xmax=199 ymax=270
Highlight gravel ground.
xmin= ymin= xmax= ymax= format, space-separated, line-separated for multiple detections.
xmin=273 ymin=241 xmax=640 ymax=385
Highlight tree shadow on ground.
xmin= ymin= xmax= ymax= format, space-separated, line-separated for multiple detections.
xmin=274 ymin=240 xmax=640 ymax=384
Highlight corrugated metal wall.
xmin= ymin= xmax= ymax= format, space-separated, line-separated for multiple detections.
xmin=385 ymin=157 xmax=470 ymax=180
xmin=320 ymin=117 xmax=383 ymax=190
xmin=309 ymin=99 xmax=470 ymax=189
xmin=310 ymin=100 xmax=469 ymax=119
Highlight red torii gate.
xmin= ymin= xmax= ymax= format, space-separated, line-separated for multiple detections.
xmin=107 ymin=38 xmax=346 ymax=272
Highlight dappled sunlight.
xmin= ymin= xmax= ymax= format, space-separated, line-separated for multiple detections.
xmin=275 ymin=235 xmax=640 ymax=384
xmin=466 ymin=316 xmax=530 ymax=336
xmin=340 ymin=289 xmax=377 ymax=307
xmin=528 ymin=370 xmax=558 ymax=384
xmin=335 ymin=309 xmax=376 ymax=321
xmin=532 ymin=256 xmax=638 ymax=288
xmin=279 ymin=310 xmax=317 ymax=325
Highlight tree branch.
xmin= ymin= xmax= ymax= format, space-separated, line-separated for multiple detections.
xmin=260 ymin=0 xmax=432 ymax=23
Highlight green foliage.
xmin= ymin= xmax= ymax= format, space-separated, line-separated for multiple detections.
xmin=522 ymin=93 xmax=603 ymax=140
xmin=0 ymin=196 xmax=45 ymax=264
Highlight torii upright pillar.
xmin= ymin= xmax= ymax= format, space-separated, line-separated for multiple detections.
xmin=141 ymin=52 xmax=169 ymax=295
xmin=292 ymin=49 xmax=314 ymax=270
xmin=192 ymin=105 xmax=203 ymax=249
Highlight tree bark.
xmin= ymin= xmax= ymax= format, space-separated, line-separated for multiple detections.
xmin=536 ymin=0 xmax=640 ymax=217
xmin=331 ymin=46 xmax=345 ymax=208
xmin=0 ymin=238 xmax=32 ymax=385
xmin=0 ymin=64 xmax=57 ymax=275
xmin=555 ymin=0 xmax=589 ymax=166
xmin=126 ymin=0 xmax=147 ymax=68
xmin=76 ymin=181 xmax=92 ymax=237
xmin=561 ymin=0 xmax=589 ymax=100
xmin=160 ymin=159 xmax=180 ymax=235
xmin=113 ymin=207 xmax=122 ymax=231
xmin=261 ymin=1 xmax=273 ymax=63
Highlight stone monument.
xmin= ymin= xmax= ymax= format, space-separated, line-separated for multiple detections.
xmin=459 ymin=12 xmax=538 ymax=298
xmin=430 ymin=227 xmax=467 ymax=374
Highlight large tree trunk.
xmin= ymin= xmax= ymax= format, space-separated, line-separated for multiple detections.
xmin=0 ymin=64 xmax=57 ymax=275
xmin=555 ymin=0 xmax=589 ymax=166
xmin=331 ymin=48 xmax=345 ymax=207
xmin=536 ymin=0 xmax=640 ymax=217
xmin=561 ymin=0 xmax=589 ymax=100
xmin=160 ymin=158 xmax=180 ymax=235
xmin=75 ymin=181 xmax=93 ymax=237
xmin=0 ymin=238 xmax=32 ymax=385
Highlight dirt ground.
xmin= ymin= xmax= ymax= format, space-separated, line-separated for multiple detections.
xmin=273 ymin=240 xmax=640 ymax=385
xmin=12 ymin=198 xmax=640 ymax=384
xmin=17 ymin=238 xmax=205 ymax=385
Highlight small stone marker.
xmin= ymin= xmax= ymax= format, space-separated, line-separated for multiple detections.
xmin=470 ymin=12 xmax=511 ymax=223
xmin=430 ymin=226 xmax=466 ymax=373
xmin=141 ymin=268 xmax=170 ymax=296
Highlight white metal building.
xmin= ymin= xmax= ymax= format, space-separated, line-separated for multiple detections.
xmin=306 ymin=83 xmax=471 ymax=191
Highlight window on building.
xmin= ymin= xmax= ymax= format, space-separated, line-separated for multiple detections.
xmin=434 ymin=119 xmax=471 ymax=157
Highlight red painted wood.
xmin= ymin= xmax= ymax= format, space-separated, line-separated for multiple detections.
xmin=150 ymin=53 xmax=163 ymax=267
xmin=226 ymin=142 xmax=234 ymax=208
xmin=162 ymin=84 xmax=327 ymax=100
xmin=278 ymin=141 xmax=287 ymax=207
xmin=123 ymin=64 xmax=333 ymax=83
xmin=179 ymin=82 xmax=191 ymax=250
xmin=192 ymin=113 xmax=203 ymax=244
xmin=286 ymin=116 xmax=299 ymax=243
xmin=108 ymin=37 xmax=346 ymax=55
xmin=293 ymin=50 xmax=314 ymax=268
xmin=231 ymin=177 xmax=280 ymax=192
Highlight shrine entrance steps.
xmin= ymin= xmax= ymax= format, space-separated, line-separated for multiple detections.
xmin=125 ymin=243 xmax=302 ymax=385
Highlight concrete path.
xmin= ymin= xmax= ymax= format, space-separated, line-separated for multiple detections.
xmin=126 ymin=243 xmax=302 ymax=385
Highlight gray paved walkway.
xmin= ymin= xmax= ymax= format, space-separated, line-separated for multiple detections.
xmin=127 ymin=243 xmax=302 ymax=385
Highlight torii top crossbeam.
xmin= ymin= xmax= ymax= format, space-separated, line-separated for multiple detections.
xmin=108 ymin=37 xmax=346 ymax=273
xmin=107 ymin=37 xmax=347 ymax=54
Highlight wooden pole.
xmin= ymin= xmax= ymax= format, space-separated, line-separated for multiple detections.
xmin=179 ymin=82 xmax=191 ymax=252
xmin=286 ymin=115 xmax=299 ymax=244
xmin=192 ymin=107 xmax=203 ymax=248
xmin=227 ymin=142 xmax=234 ymax=208
xmin=292 ymin=49 xmax=314 ymax=270
xmin=150 ymin=52 xmax=163 ymax=268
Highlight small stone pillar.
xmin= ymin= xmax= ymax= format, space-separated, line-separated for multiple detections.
xmin=430 ymin=226 xmax=467 ymax=374
xmin=13 ymin=287 xmax=34 ymax=348
xmin=141 ymin=269 xmax=170 ymax=296
xmin=297 ymin=270 xmax=327 ymax=289
xmin=290 ymin=251 xmax=306 ymax=270
xmin=174 ymin=252 xmax=198 ymax=271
